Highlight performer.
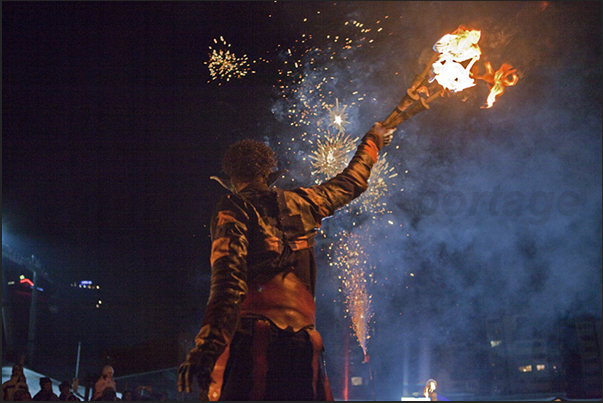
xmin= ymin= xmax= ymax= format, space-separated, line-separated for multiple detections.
xmin=178 ymin=122 xmax=395 ymax=401
xmin=423 ymin=378 xmax=438 ymax=401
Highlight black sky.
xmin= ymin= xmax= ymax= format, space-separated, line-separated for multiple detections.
xmin=3 ymin=1 xmax=602 ymax=399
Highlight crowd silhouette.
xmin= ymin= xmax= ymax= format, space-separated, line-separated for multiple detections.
xmin=3 ymin=363 xmax=168 ymax=401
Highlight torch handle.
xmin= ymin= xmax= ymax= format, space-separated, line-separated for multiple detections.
xmin=382 ymin=93 xmax=430 ymax=129
xmin=405 ymin=51 xmax=438 ymax=94
xmin=381 ymin=51 xmax=438 ymax=129
xmin=382 ymin=89 xmax=419 ymax=128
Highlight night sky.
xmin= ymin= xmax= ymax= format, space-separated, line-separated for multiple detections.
xmin=3 ymin=1 xmax=602 ymax=399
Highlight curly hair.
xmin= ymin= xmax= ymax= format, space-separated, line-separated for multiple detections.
xmin=222 ymin=139 xmax=277 ymax=182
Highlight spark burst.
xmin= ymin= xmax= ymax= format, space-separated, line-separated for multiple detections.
xmin=345 ymin=151 xmax=397 ymax=216
xmin=328 ymin=98 xmax=349 ymax=132
xmin=206 ymin=36 xmax=253 ymax=84
xmin=309 ymin=131 xmax=358 ymax=183
xmin=272 ymin=12 xmax=398 ymax=358
xmin=331 ymin=229 xmax=374 ymax=355
xmin=273 ymin=15 xmax=391 ymax=133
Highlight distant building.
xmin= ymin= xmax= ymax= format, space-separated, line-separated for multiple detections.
xmin=2 ymin=245 xmax=54 ymax=364
xmin=2 ymin=243 xmax=102 ymax=368
xmin=567 ymin=315 xmax=602 ymax=399
xmin=486 ymin=315 xmax=567 ymax=395
xmin=485 ymin=314 xmax=602 ymax=399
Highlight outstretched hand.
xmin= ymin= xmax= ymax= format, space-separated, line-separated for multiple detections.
xmin=372 ymin=121 xmax=396 ymax=147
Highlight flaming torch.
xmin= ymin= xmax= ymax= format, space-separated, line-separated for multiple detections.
xmin=382 ymin=25 xmax=518 ymax=128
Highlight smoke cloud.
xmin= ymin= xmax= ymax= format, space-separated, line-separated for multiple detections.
xmin=266 ymin=2 xmax=601 ymax=398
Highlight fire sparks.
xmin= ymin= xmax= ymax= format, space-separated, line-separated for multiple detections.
xmin=309 ymin=131 xmax=358 ymax=182
xmin=206 ymin=36 xmax=254 ymax=84
xmin=345 ymin=152 xmax=396 ymax=216
xmin=328 ymin=98 xmax=349 ymax=132
xmin=476 ymin=62 xmax=519 ymax=108
xmin=332 ymin=229 xmax=374 ymax=355
xmin=307 ymin=129 xmax=396 ymax=212
xmin=273 ymin=16 xmax=391 ymax=132
xmin=268 ymin=15 xmax=520 ymax=362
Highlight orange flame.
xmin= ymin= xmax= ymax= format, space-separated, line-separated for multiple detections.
xmin=426 ymin=25 xmax=519 ymax=107
xmin=476 ymin=62 xmax=519 ymax=108
xmin=430 ymin=26 xmax=482 ymax=93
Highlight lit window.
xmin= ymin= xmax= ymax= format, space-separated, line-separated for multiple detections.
xmin=351 ymin=377 xmax=363 ymax=386
xmin=536 ymin=364 xmax=545 ymax=371
xmin=519 ymin=365 xmax=532 ymax=372
xmin=490 ymin=340 xmax=502 ymax=347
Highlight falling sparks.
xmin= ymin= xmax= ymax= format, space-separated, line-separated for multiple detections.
xmin=331 ymin=229 xmax=375 ymax=355
xmin=206 ymin=36 xmax=254 ymax=84
xmin=272 ymin=17 xmax=398 ymax=360
xmin=309 ymin=131 xmax=358 ymax=183
xmin=273 ymin=16 xmax=391 ymax=132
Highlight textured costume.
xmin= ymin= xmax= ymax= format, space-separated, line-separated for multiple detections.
xmin=181 ymin=126 xmax=386 ymax=400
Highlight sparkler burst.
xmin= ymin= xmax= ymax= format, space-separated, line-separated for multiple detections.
xmin=272 ymin=16 xmax=392 ymax=134
xmin=328 ymin=98 xmax=349 ymax=132
xmin=206 ymin=36 xmax=254 ymax=84
xmin=331 ymin=229 xmax=375 ymax=355
xmin=344 ymin=151 xmax=397 ymax=216
xmin=308 ymin=131 xmax=358 ymax=183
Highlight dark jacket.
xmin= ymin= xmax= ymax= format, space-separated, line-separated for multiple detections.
xmin=188 ymin=127 xmax=384 ymax=398
xmin=33 ymin=390 xmax=60 ymax=401
xmin=59 ymin=391 xmax=80 ymax=401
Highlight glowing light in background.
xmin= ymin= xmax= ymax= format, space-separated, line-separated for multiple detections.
xmin=328 ymin=98 xmax=349 ymax=132
xmin=20 ymin=275 xmax=34 ymax=288
xmin=272 ymin=15 xmax=391 ymax=137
